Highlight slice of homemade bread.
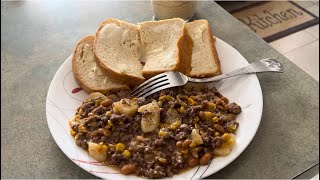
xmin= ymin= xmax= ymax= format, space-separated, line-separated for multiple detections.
xmin=185 ymin=19 xmax=222 ymax=78
xmin=93 ymin=18 xmax=144 ymax=86
xmin=139 ymin=18 xmax=191 ymax=78
xmin=72 ymin=35 xmax=129 ymax=94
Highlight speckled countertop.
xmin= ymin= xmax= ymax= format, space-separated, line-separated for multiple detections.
xmin=1 ymin=1 xmax=318 ymax=179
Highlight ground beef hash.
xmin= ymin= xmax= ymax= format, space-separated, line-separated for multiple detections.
xmin=69 ymin=85 xmax=241 ymax=178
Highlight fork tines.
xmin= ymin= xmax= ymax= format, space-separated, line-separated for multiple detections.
xmin=131 ymin=72 xmax=170 ymax=97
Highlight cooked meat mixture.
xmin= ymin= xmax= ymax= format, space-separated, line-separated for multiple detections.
xmin=69 ymin=85 xmax=241 ymax=178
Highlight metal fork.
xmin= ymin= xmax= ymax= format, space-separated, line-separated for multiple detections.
xmin=132 ymin=58 xmax=284 ymax=98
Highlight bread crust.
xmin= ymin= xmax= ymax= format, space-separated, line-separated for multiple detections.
xmin=141 ymin=18 xmax=187 ymax=79
xmin=72 ymin=35 xmax=129 ymax=94
xmin=93 ymin=18 xmax=145 ymax=87
xmin=207 ymin=25 xmax=222 ymax=76
xmin=187 ymin=20 xmax=222 ymax=78
xmin=181 ymin=26 xmax=193 ymax=76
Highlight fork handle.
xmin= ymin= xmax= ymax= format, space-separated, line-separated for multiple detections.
xmin=187 ymin=58 xmax=284 ymax=83
xmin=188 ymin=66 xmax=254 ymax=83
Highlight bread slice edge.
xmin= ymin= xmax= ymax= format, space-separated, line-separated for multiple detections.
xmin=93 ymin=18 xmax=145 ymax=86
xmin=141 ymin=18 xmax=190 ymax=79
xmin=72 ymin=35 xmax=130 ymax=94
xmin=187 ymin=20 xmax=222 ymax=78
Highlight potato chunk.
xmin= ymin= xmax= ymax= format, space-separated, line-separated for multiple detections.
xmin=191 ymin=129 xmax=203 ymax=145
xmin=113 ymin=98 xmax=139 ymax=117
xmin=88 ymin=92 xmax=107 ymax=100
xmin=164 ymin=108 xmax=181 ymax=125
xmin=214 ymin=134 xmax=236 ymax=156
xmin=88 ymin=142 xmax=108 ymax=162
xmin=138 ymin=101 xmax=160 ymax=133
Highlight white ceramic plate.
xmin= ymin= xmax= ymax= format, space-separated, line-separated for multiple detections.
xmin=46 ymin=38 xmax=263 ymax=179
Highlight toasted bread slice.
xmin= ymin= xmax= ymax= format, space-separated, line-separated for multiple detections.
xmin=93 ymin=18 xmax=144 ymax=86
xmin=139 ymin=18 xmax=191 ymax=78
xmin=185 ymin=19 xmax=222 ymax=78
xmin=72 ymin=35 xmax=129 ymax=94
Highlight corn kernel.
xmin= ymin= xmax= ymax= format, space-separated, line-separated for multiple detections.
xmin=78 ymin=124 xmax=87 ymax=133
xmin=108 ymin=120 xmax=113 ymax=127
xmin=79 ymin=109 xmax=84 ymax=115
xmin=189 ymin=142 xmax=197 ymax=148
xmin=194 ymin=117 xmax=200 ymax=122
xmin=100 ymin=144 xmax=108 ymax=151
xmin=116 ymin=143 xmax=125 ymax=152
xmin=105 ymin=111 xmax=112 ymax=116
xmin=172 ymin=121 xmax=181 ymax=128
xmin=181 ymin=149 xmax=189 ymax=154
xmin=204 ymin=111 xmax=214 ymax=120
xmin=122 ymin=150 xmax=131 ymax=158
xmin=222 ymin=133 xmax=231 ymax=142
xmin=158 ymin=157 xmax=167 ymax=163
xmin=159 ymin=96 xmax=165 ymax=101
xmin=226 ymin=138 xmax=235 ymax=146
xmin=212 ymin=117 xmax=219 ymax=123
xmin=70 ymin=129 xmax=77 ymax=136
xmin=226 ymin=125 xmax=237 ymax=133
xmin=72 ymin=115 xmax=80 ymax=121
xmin=208 ymin=102 xmax=216 ymax=109
xmin=179 ymin=106 xmax=186 ymax=114
xmin=181 ymin=102 xmax=188 ymax=107
xmin=108 ymin=144 xmax=115 ymax=148
xmin=159 ymin=95 xmax=173 ymax=101
xmin=231 ymin=125 xmax=237 ymax=131
xmin=95 ymin=100 xmax=102 ymax=107
xmin=166 ymin=95 xmax=173 ymax=101
xmin=214 ymin=132 xmax=220 ymax=137
xmin=169 ymin=125 xmax=176 ymax=130
xmin=188 ymin=98 xmax=196 ymax=105
xmin=158 ymin=130 xmax=168 ymax=137
xmin=191 ymin=148 xmax=199 ymax=157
